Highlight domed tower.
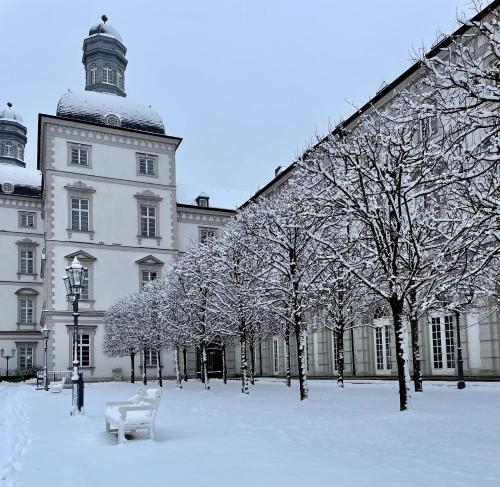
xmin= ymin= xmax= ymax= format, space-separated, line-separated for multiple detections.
xmin=82 ymin=15 xmax=127 ymax=97
xmin=0 ymin=102 xmax=27 ymax=168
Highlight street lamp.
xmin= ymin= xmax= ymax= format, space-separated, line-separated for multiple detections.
xmin=40 ymin=325 xmax=51 ymax=391
xmin=0 ymin=348 xmax=16 ymax=377
xmin=63 ymin=257 xmax=88 ymax=414
xmin=454 ymin=287 xmax=474 ymax=391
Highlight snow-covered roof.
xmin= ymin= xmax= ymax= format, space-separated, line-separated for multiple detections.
xmin=0 ymin=106 xmax=23 ymax=124
xmin=88 ymin=21 xmax=122 ymax=43
xmin=56 ymin=90 xmax=165 ymax=135
xmin=0 ymin=164 xmax=42 ymax=197
xmin=176 ymin=182 xmax=250 ymax=210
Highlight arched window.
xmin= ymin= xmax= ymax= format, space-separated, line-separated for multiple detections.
xmin=17 ymin=145 xmax=24 ymax=160
xmin=89 ymin=64 xmax=97 ymax=85
xmin=102 ymin=65 xmax=113 ymax=84
xmin=5 ymin=144 xmax=13 ymax=157
xmin=117 ymin=69 xmax=124 ymax=89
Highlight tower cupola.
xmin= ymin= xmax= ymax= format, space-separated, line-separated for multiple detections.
xmin=82 ymin=15 xmax=127 ymax=97
xmin=0 ymin=102 xmax=27 ymax=167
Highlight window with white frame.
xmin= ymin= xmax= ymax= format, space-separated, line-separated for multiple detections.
xmin=5 ymin=144 xmax=14 ymax=157
xmin=137 ymin=154 xmax=157 ymax=176
xmin=199 ymin=227 xmax=218 ymax=243
xmin=332 ymin=331 xmax=338 ymax=371
xmin=144 ymin=349 xmax=158 ymax=366
xmin=141 ymin=270 xmax=158 ymax=288
xmin=17 ymin=145 xmax=24 ymax=160
xmin=19 ymin=298 xmax=34 ymax=324
xmin=18 ymin=346 xmax=34 ymax=370
xmin=74 ymin=333 xmax=91 ymax=367
xmin=69 ymin=144 xmax=90 ymax=166
xmin=272 ymin=337 xmax=279 ymax=374
xmin=103 ymin=65 xmax=113 ymax=84
xmin=430 ymin=315 xmax=455 ymax=370
xmin=375 ymin=324 xmax=392 ymax=371
xmin=80 ymin=270 xmax=90 ymax=300
xmin=140 ymin=206 xmax=156 ymax=237
xmin=19 ymin=211 xmax=36 ymax=228
xmin=71 ymin=198 xmax=89 ymax=231
xmin=19 ymin=249 xmax=35 ymax=274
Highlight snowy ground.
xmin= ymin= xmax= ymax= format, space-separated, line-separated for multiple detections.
xmin=1 ymin=379 xmax=499 ymax=487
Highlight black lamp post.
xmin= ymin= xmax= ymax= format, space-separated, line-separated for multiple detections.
xmin=63 ymin=257 xmax=88 ymax=414
xmin=1 ymin=348 xmax=16 ymax=377
xmin=40 ymin=325 xmax=51 ymax=391
xmin=454 ymin=287 xmax=474 ymax=390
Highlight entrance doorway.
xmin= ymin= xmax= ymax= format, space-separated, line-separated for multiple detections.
xmin=197 ymin=345 xmax=223 ymax=378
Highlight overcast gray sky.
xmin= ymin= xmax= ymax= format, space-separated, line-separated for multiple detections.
xmin=1 ymin=0 xmax=473 ymax=195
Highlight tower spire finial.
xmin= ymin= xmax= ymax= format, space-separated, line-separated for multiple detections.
xmin=101 ymin=14 xmax=108 ymax=23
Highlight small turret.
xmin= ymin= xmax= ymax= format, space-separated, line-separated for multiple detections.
xmin=82 ymin=15 xmax=127 ymax=97
xmin=0 ymin=102 xmax=27 ymax=167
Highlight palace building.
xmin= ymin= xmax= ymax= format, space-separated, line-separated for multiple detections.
xmin=1 ymin=7 xmax=499 ymax=382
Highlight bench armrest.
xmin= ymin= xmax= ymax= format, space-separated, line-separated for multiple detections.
xmin=118 ymin=405 xmax=154 ymax=421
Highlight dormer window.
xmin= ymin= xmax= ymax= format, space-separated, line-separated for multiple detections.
xmin=89 ymin=65 xmax=97 ymax=85
xmin=103 ymin=65 xmax=113 ymax=84
xmin=196 ymin=194 xmax=209 ymax=208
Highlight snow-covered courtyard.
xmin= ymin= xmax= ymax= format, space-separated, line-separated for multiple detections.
xmin=1 ymin=379 xmax=499 ymax=487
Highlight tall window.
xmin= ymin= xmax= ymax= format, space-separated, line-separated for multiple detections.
xmin=70 ymin=146 xmax=89 ymax=166
xmin=18 ymin=346 xmax=34 ymax=370
xmin=80 ymin=271 xmax=90 ymax=300
xmin=117 ymin=69 xmax=124 ymax=89
xmin=19 ymin=249 xmax=34 ymax=274
xmin=19 ymin=298 xmax=34 ymax=324
xmin=138 ymin=155 xmax=156 ymax=176
xmin=140 ymin=206 xmax=156 ymax=237
xmin=17 ymin=145 xmax=24 ymax=160
xmin=431 ymin=316 xmax=455 ymax=370
xmin=144 ymin=349 xmax=158 ymax=366
xmin=103 ymin=65 xmax=113 ymax=84
xmin=332 ymin=332 xmax=338 ymax=371
xmin=375 ymin=325 xmax=392 ymax=371
xmin=89 ymin=65 xmax=97 ymax=84
xmin=74 ymin=334 xmax=90 ymax=367
xmin=5 ymin=144 xmax=13 ymax=157
xmin=71 ymin=198 xmax=89 ymax=231
xmin=419 ymin=116 xmax=439 ymax=141
xmin=272 ymin=337 xmax=279 ymax=374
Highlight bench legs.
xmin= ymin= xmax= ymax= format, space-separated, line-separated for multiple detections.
xmin=118 ymin=425 xmax=126 ymax=444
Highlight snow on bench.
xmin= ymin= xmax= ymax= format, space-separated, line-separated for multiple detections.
xmin=48 ymin=377 xmax=66 ymax=393
xmin=104 ymin=387 xmax=162 ymax=444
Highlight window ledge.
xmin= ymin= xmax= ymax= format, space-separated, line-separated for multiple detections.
xmin=67 ymin=229 xmax=95 ymax=240
xmin=17 ymin=273 xmax=38 ymax=280
xmin=137 ymin=235 xmax=161 ymax=246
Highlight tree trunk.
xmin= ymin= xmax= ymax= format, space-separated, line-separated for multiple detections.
xmin=201 ymin=344 xmax=210 ymax=390
xmin=157 ymin=351 xmax=162 ymax=387
xmin=350 ymin=328 xmax=356 ymax=376
xmin=336 ymin=328 xmax=344 ymax=388
xmin=258 ymin=341 xmax=263 ymax=376
xmin=183 ymin=348 xmax=188 ymax=382
xmin=408 ymin=291 xmax=423 ymax=392
xmin=294 ymin=323 xmax=308 ymax=401
xmin=130 ymin=352 xmax=135 ymax=384
xmin=249 ymin=341 xmax=255 ymax=385
xmin=142 ymin=350 xmax=147 ymax=385
xmin=240 ymin=336 xmax=249 ymax=394
xmin=285 ymin=329 xmax=291 ymax=387
xmin=222 ymin=345 xmax=227 ymax=384
xmin=390 ymin=297 xmax=411 ymax=411
xmin=174 ymin=347 xmax=182 ymax=388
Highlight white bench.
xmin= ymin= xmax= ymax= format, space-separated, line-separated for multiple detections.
xmin=105 ymin=387 xmax=162 ymax=444
xmin=48 ymin=377 xmax=66 ymax=393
